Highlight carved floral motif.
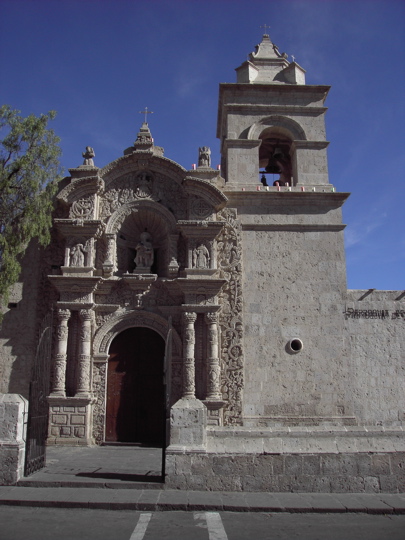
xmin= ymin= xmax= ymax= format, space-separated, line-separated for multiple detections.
xmin=92 ymin=363 xmax=106 ymax=444
xmin=69 ymin=197 xmax=94 ymax=219
xmin=217 ymin=208 xmax=244 ymax=425
xmin=190 ymin=196 xmax=213 ymax=220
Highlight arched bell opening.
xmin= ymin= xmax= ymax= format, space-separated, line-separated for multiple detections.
xmin=258 ymin=127 xmax=293 ymax=187
xmin=116 ymin=206 xmax=171 ymax=277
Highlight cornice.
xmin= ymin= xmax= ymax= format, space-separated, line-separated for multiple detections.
xmin=224 ymin=191 xmax=350 ymax=209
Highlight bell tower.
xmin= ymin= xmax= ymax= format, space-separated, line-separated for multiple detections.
xmin=216 ymin=33 xmax=353 ymax=430
xmin=217 ymin=32 xmax=332 ymax=190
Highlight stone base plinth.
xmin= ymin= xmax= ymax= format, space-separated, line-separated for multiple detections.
xmin=165 ymin=451 xmax=405 ymax=493
xmin=165 ymin=426 xmax=405 ymax=493
xmin=47 ymin=396 xmax=94 ymax=446
xmin=167 ymin=398 xmax=207 ymax=452
xmin=0 ymin=394 xmax=28 ymax=485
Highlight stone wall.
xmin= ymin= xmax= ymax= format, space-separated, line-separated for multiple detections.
xmin=239 ymin=199 xmax=351 ymax=426
xmin=0 ymin=243 xmax=42 ymax=398
xmin=344 ymin=290 xmax=405 ymax=426
xmin=166 ymin=450 xmax=405 ymax=493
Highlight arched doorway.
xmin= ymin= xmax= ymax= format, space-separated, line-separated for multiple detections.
xmin=105 ymin=327 xmax=165 ymax=446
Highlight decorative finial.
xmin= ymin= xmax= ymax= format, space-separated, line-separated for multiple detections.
xmin=198 ymin=146 xmax=211 ymax=168
xmin=82 ymin=146 xmax=95 ymax=166
xmin=139 ymin=107 xmax=154 ymax=124
xmin=260 ymin=24 xmax=270 ymax=35
xmin=291 ymin=55 xmax=296 ymax=63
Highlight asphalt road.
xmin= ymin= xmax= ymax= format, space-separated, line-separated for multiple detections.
xmin=0 ymin=507 xmax=404 ymax=540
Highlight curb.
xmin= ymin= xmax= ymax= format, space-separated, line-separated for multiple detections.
xmin=0 ymin=488 xmax=404 ymax=514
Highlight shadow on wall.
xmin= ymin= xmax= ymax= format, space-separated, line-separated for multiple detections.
xmin=0 ymin=240 xmax=58 ymax=398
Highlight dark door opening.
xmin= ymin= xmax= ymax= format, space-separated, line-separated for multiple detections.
xmin=106 ymin=327 xmax=165 ymax=446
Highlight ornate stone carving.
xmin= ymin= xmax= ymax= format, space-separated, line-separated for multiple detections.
xmin=70 ymin=243 xmax=87 ymax=267
xmin=100 ymin=172 xmax=187 ymax=223
xmin=198 ymin=146 xmax=211 ymax=168
xmin=217 ymin=208 xmax=244 ymax=425
xmin=190 ymin=196 xmax=213 ymax=220
xmin=82 ymin=146 xmax=95 ymax=166
xmin=135 ymin=172 xmax=153 ymax=198
xmin=204 ymin=312 xmax=221 ymax=400
xmin=134 ymin=230 xmax=154 ymax=271
xmin=170 ymin=360 xmax=183 ymax=405
xmin=94 ymin=310 xmax=181 ymax=358
xmin=69 ymin=196 xmax=94 ymax=220
xmin=95 ymin=311 xmax=116 ymax=328
xmin=76 ymin=309 xmax=93 ymax=396
xmin=182 ymin=311 xmax=197 ymax=398
xmin=92 ymin=362 xmax=106 ymax=444
xmin=192 ymin=243 xmax=210 ymax=269
xmin=50 ymin=309 xmax=71 ymax=396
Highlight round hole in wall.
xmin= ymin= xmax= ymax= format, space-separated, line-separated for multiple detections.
xmin=288 ymin=338 xmax=303 ymax=353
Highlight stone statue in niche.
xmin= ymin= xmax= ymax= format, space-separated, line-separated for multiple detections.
xmin=134 ymin=230 xmax=154 ymax=272
xmin=198 ymin=146 xmax=211 ymax=168
xmin=136 ymin=172 xmax=152 ymax=198
xmin=70 ymin=243 xmax=87 ymax=267
xmin=193 ymin=243 xmax=210 ymax=269
xmin=82 ymin=146 xmax=95 ymax=166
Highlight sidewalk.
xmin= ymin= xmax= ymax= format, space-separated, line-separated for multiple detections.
xmin=0 ymin=446 xmax=404 ymax=514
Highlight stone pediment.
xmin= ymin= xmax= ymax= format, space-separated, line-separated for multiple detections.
xmin=57 ymin=176 xmax=104 ymax=205
xmin=100 ymin=152 xmax=188 ymax=188
xmin=182 ymin=176 xmax=228 ymax=211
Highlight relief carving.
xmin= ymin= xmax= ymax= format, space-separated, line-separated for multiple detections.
xmin=217 ymin=208 xmax=244 ymax=425
xmin=69 ymin=196 xmax=94 ymax=220
xmin=190 ymin=196 xmax=213 ymax=220
xmin=70 ymin=243 xmax=87 ymax=267
xmin=192 ymin=243 xmax=210 ymax=269
xmin=92 ymin=362 xmax=106 ymax=444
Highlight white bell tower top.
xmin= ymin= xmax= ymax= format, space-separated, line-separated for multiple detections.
xmin=236 ymin=34 xmax=306 ymax=85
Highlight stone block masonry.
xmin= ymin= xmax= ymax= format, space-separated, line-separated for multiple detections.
xmin=0 ymin=394 xmax=28 ymax=485
xmin=47 ymin=397 xmax=94 ymax=445
xmin=165 ymin=451 xmax=405 ymax=493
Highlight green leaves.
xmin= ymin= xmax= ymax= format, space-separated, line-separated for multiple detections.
xmin=0 ymin=105 xmax=63 ymax=305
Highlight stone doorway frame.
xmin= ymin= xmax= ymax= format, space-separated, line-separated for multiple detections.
xmin=92 ymin=310 xmax=182 ymax=445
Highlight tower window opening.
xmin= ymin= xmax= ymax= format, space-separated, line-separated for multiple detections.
xmin=259 ymin=135 xmax=292 ymax=186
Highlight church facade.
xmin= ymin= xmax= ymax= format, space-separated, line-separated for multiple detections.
xmin=1 ymin=34 xmax=404 ymax=491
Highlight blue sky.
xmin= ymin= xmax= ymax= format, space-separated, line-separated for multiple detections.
xmin=1 ymin=0 xmax=404 ymax=290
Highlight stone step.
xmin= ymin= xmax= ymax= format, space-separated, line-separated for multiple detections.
xmin=16 ymin=479 xmax=164 ymax=490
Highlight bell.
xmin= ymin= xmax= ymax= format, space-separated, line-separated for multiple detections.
xmin=265 ymin=157 xmax=281 ymax=174
xmin=273 ymin=147 xmax=283 ymax=159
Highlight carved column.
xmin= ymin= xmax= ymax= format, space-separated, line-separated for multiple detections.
xmin=182 ymin=312 xmax=197 ymax=398
xmin=103 ymin=233 xmax=116 ymax=276
xmin=209 ymin=239 xmax=216 ymax=270
xmin=205 ymin=312 xmax=222 ymax=400
xmin=85 ymin=238 xmax=94 ymax=267
xmin=50 ymin=309 xmax=71 ymax=396
xmin=76 ymin=309 xmax=93 ymax=397
xmin=106 ymin=234 xmax=116 ymax=264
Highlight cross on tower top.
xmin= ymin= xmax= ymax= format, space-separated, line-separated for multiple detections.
xmin=260 ymin=24 xmax=270 ymax=35
xmin=139 ymin=107 xmax=154 ymax=124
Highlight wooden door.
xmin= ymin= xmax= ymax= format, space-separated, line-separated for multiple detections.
xmin=105 ymin=327 xmax=165 ymax=445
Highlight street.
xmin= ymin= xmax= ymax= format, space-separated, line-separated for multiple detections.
xmin=0 ymin=507 xmax=403 ymax=540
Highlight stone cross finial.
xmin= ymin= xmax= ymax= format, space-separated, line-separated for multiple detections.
xmin=139 ymin=107 xmax=154 ymax=124
xmin=260 ymin=24 xmax=270 ymax=35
